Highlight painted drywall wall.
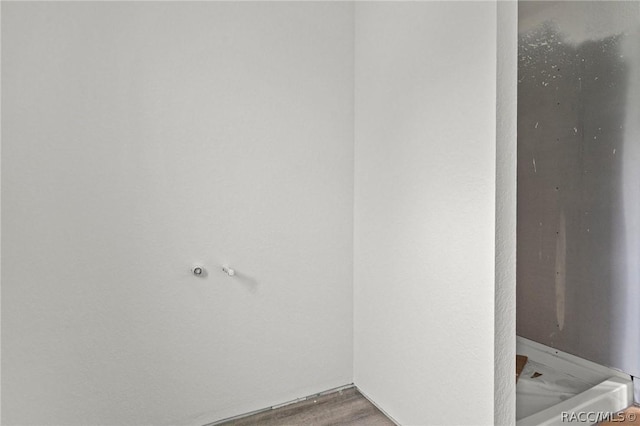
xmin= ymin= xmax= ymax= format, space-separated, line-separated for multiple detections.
xmin=1 ymin=2 xmax=354 ymax=425
xmin=495 ymin=1 xmax=518 ymax=425
xmin=354 ymin=2 xmax=498 ymax=425
xmin=0 ymin=3 xmax=3 ymax=422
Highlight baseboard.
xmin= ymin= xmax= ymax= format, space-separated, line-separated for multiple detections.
xmin=355 ymin=387 xmax=401 ymax=426
xmin=204 ymin=383 xmax=356 ymax=426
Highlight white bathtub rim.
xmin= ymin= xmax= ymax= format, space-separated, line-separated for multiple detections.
xmin=517 ymin=377 xmax=633 ymax=426
xmin=517 ymin=336 xmax=633 ymax=426
xmin=517 ymin=336 xmax=631 ymax=384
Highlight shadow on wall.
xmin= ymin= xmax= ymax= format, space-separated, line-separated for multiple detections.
xmin=230 ymin=269 xmax=259 ymax=293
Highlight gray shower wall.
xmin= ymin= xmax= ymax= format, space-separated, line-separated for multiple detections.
xmin=517 ymin=2 xmax=640 ymax=378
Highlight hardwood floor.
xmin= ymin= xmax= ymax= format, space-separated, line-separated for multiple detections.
xmin=217 ymin=387 xmax=395 ymax=426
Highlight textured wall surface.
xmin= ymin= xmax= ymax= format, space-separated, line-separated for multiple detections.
xmin=495 ymin=1 xmax=518 ymax=424
xmin=2 ymin=2 xmax=520 ymax=425
xmin=353 ymin=3 xmax=499 ymax=425
xmin=517 ymin=1 xmax=640 ymax=379
xmin=1 ymin=3 xmax=354 ymax=424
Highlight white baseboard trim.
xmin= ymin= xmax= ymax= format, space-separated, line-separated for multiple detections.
xmin=356 ymin=387 xmax=401 ymax=426
xmin=204 ymin=383 xmax=356 ymax=426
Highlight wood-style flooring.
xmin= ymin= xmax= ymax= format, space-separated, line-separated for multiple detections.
xmin=217 ymin=387 xmax=395 ymax=426
xmin=216 ymin=385 xmax=638 ymax=426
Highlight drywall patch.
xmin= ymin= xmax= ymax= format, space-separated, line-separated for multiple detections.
xmin=519 ymin=1 xmax=639 ymax=46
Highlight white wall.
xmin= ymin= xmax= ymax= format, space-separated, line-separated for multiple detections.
xmin=1 ymin=3 xmax=354 ymax=425
xmin=3 ymin=2 xmax=520 ymax=425
xmin=495 ymin=1 xmax=518 ymax=424
xmin=354 ymin=3 xmax=499 ymax=425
